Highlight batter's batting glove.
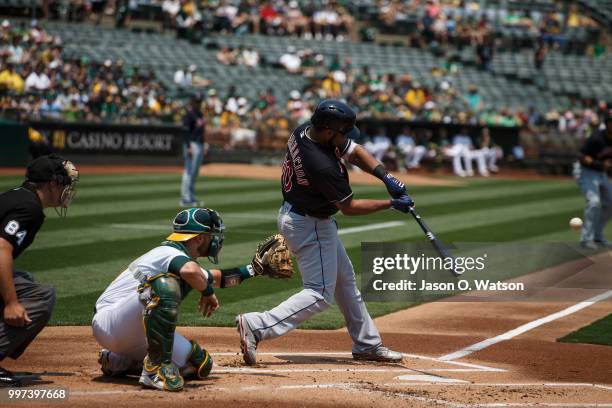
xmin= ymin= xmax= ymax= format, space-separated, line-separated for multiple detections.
xmin=383 ymin=173 xmax=407 ymax=199
xmin=391 ymin=194 xmax=414 ymax=213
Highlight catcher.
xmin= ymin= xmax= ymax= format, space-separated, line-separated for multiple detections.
xmin=91 ymin=207 xmax=292 ymax=392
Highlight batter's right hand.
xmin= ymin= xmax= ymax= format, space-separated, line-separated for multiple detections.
xmin=4 ymin=301 xmax=32 ymax=327
xmin=198 ymin=294 xmax=219 ymax=318
xmin=391 ymin=195 xmax=415 ymax=213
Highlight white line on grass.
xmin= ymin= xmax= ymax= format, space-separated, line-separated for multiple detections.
xmin=109 ymin=223 xmax=169 ymax=231
xmin=109 ymin=220 xmax=406 ymax=235
xmin=337 ymin=221 xmax=405 ymax=235
xmin=439 ymin=289 xmax=612 ymax=361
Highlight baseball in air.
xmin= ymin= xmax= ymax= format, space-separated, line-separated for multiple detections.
xmin=569 ymin=217 xmax=583 ymax=230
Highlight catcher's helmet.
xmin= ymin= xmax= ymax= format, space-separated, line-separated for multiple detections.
xmin=311 ymin=99 xmax=357 ymax=135
xmin=167 ymin=208 xmax=225 ymax=263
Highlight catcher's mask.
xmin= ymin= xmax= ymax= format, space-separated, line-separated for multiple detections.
xmin=167 ymin=208 xmax=225 ymax=264
xmin=25 ymin=154 xmax=79 ymax=217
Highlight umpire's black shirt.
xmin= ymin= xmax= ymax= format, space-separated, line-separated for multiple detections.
xmin=282 ymin=123 xmax=354 ymax=218
xmin=580 ymin=129 xmax=612 ymax=172
xmin=0 ymin=183 xmax=45 ymax=259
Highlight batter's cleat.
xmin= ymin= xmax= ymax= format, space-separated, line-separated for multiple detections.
xmin=595 ymin=240 xmax=612 ymax=249
xmin=0 ymin=366 xmax=21 ymax=388
xmin=235 ymin=314 xmax=258 ymax=366
xmin=580 ymin=241 xmax=599 ymax=250
xmin=139 ymin=358 xmax=184 ymax=392
xmin=352 ymin=346 xmax=403 ymax=363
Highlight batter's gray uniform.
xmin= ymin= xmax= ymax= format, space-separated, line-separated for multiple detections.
xmin=241 ymin=123 xmax=382 ymax=353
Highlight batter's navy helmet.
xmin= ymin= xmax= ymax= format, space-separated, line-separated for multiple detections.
xmin=311 ymin=99 xmax=357 ymax=135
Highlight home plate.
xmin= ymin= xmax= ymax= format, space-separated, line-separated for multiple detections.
xmin=395 ymin=374 xmax=468 ymax=383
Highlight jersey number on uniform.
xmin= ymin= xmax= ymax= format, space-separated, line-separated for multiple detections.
xmin=4 ymin=220 xmax=27 ymax=246
xmin=282 ymin=158 xmax=294 ymax=193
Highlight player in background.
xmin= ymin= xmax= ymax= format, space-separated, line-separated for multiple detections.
xmin=575 ymin=112 xmax=612 ymax=249
xmin=0 ymin=155 xmax=78 ymax=387
xmin=236 ymin=100 xmax=414 ymax=366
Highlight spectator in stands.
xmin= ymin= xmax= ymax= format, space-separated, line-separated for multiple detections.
xmin=174 ymin=65 xmax=195 ymax=88
xmin=176 ymin=0 xmax=203 ymax=41
xmin=475 ymin=34 xmax=494 ymax=72
xmin=534 ymin=42 xmax=547 ymax=70
xmin=463 ymin=85 xmax=482 ymax=111
xmin=214 ymin=0 xmax=238 ymax=33
xmin=232 ymin=1 xmax=258 ymax=35
xmin=216 ymin=46 xmax=237 ymax=65
xmin=279 ymin=46 xmax=301 ymax=73
xmin=285 ymin=1 xmax=309 ymax=38
xmin=396 ymin=127 xmax=427 ymax=170
xmin=0 ymin=63 xmax=24 ymax=93
xmin=25 ymin=64 xmax=51 ymax=92
xmin=38 ymin=93 xmax=62 ymax=119
xmin=5 ymin=35 xmax=25 ymax=65
xmin=404 ymin=81 xmax=426 ymax=111
xmin=241 ymin=47 xmax=260 ymax=69
xmin=162 ymin=0 xmax=181 ymax=29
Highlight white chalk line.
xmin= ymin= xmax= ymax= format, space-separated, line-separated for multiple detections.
xmin=440 ymin=289 xmax=612 ymax=361
xmin=211 ymin=351 xmax=504 ymax=372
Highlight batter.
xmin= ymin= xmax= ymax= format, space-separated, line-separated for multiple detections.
xmin=236 ymin=100 xmax=415 ymax=365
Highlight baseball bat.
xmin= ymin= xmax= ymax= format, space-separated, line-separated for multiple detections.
xmin=408 ymin=208 xmax=463 ymax=277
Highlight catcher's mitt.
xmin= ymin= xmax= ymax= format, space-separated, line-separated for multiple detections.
xmin=251 ymin=234 xmax=294 ymax=279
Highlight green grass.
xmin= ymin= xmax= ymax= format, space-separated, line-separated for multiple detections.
xmin=2 ymin=173 xmax=608 ymax=328
xmin=558 ymin=314 xmax=612 ymax=346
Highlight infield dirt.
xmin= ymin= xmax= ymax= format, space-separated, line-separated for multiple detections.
xmin=3 ymin=253 xmax=611 ymax=407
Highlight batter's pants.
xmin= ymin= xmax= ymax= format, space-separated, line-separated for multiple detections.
xmin=0 ymin=270 xmax=55 ymax=361
xmin=242 ymin=202 xmax=382 ymax=353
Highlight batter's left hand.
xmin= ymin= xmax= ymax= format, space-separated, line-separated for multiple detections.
xmin=383 ymin=173 xmax=406 ymax=199
xmin=198 ymin=294 xmax=219 ymax=318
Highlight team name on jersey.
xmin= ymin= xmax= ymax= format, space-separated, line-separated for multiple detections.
xmin=285 ymin=131 xmax=310 ymax=188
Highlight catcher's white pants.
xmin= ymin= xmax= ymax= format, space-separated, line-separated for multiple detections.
xmin=92 ymin=291 xmax=192 ymax=372
xmin=242 ymin=202 xmax=382 ymax=353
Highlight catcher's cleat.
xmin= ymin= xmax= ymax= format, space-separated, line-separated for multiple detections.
xmin=0 ymin=366 xmax=21 ymax=388
xmin=98 ymin=349 xmax=143 ymax=377
xmin=352 ymin=346 xmax=403 ymax=363
xmin=139 ymin=357 xmax=184 ymax=392
xmin=235 ymin=314 xmax=258 ymax=366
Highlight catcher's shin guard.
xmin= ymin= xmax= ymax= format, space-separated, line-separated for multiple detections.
xmin=140 ymin=276 xmax=182 ymax=366
xmin=181 ymin=340 xmax=213 ymax=379
xmin=139 ymin=356 xmax=184 ymax=392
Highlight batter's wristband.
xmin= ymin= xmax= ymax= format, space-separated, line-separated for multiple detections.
xmin=372 ymin=164 xmax=387 ymax=180
xmin=201 ymin=270 xmax=215 ymax=296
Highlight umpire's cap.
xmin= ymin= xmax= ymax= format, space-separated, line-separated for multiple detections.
xmin=167 ymin=208 xmax=225 ymax=242
xmin=311 ymin=99 xmax=359 ymax=137
xmin=25 ymin=154 xmax=78 ymax=186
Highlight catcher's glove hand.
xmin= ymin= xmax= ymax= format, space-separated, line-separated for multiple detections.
xmin=251 ymin=234 xmax=294 ymax=279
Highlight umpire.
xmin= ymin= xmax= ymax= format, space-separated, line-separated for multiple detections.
xmin=575 ymin=112 xmax=612 ymax=249
xmin=0 ymin=154 xmax=78 ymax=387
